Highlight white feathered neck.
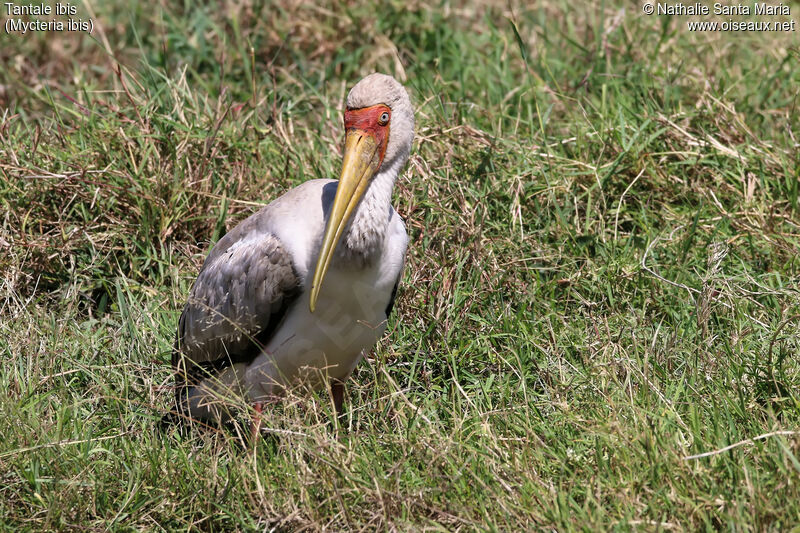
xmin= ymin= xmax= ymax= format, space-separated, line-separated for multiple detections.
xmin=335 ymin=156 xmax=403 ymax=267
xmin=332 ymin=73 xmax=414 ymax=268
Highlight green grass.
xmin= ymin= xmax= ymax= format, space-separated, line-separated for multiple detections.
xmin=2 ymin=0 xmax=800 ymax=529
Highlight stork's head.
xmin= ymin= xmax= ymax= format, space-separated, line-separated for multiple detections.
xmin=309 ymin=74 xmax=414 ymax=312
xmin=344 ymin=73 xmax=415 ymax=170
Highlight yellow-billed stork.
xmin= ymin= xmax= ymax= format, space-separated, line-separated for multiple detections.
xmin=172 ymin=73 xmax=413 ymax=424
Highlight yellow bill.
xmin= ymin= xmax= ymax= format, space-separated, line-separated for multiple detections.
xmin=309 ymin=130 xmax=383 ymax=312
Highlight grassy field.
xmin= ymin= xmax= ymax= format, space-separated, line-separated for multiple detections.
xmin=2 ymin=0 xmax=800 ymax=530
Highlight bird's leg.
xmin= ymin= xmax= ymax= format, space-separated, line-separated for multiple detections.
xmin=250 ymin=401 xmax=263 ymax=444
xmin=330 ymin=379 xmax=345 ymax=420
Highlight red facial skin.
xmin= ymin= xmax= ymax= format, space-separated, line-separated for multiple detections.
xmin=344 ymin=105 xmax=391 ymax=163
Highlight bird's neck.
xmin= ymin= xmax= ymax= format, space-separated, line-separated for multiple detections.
xmin=336 ymin=158 xmax=402 ymax=267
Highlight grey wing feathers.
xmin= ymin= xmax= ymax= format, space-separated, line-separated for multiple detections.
xmin=173 ymin=229 xmax=301 ymax=395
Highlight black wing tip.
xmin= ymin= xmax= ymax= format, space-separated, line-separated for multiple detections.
xmin=384 ymin=277 xmax=401 ymax=318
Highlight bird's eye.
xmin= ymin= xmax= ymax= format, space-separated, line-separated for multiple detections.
xmin=378 ymin=112 xmax=390 ymax=125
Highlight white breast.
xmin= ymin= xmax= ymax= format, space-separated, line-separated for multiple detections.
xmin=243 ymin=208 xmax=407 ymax=400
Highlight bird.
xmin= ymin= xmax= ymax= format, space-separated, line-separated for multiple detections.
xmin=171 ymin=73 xmax=414 ymax=426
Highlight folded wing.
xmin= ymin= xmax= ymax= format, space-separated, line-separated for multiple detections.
xmin=172 ymin=222 xmax=302 ymax=412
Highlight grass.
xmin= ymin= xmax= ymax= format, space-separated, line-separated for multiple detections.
xmin=1 ymin=0 xmax=800 ymax=529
